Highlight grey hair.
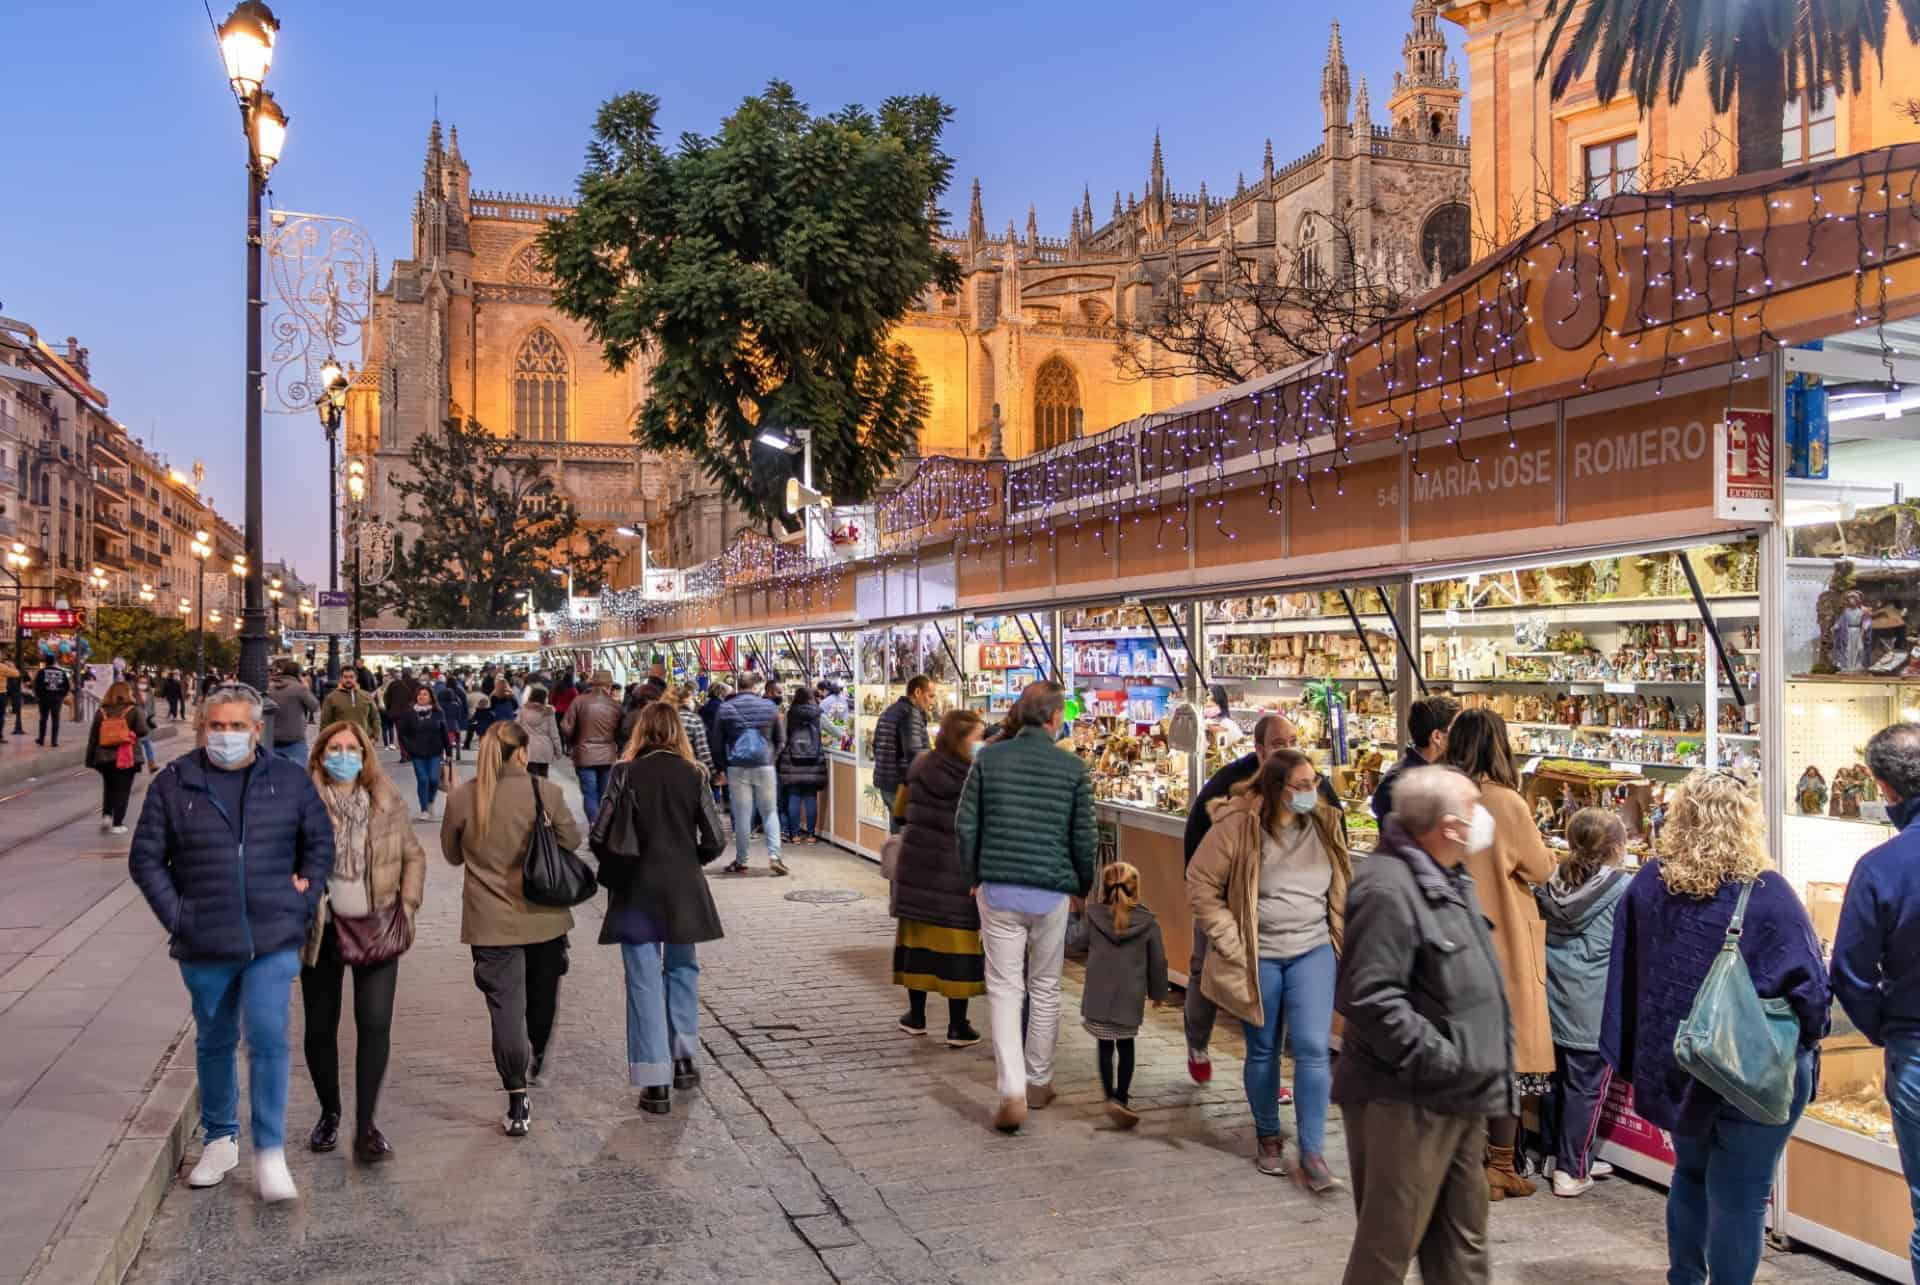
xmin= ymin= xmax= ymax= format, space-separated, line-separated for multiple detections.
xmin=1391 ymin=764 xmax=1477 ymax=836
xmin=1867 ymin=723 xmax=1920 ymax=803
xmin=1014 ymin=680 xmax=1066 ymax=729
xmin=199 ymin=682 xmax=264 ymax=725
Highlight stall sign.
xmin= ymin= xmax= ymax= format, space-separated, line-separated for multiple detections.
xmin=807 ymin=505 xmax=876 ymax=563
xmin=1597 ymin=1078 xmax=1677 ymax=1170
xmin=1715 ymin=410 xmax=1777 ymax=522
xmin=641 ymin=569 xmax=686 ymax=601
xmin=20 ymin=607 xmax=80 ymax=630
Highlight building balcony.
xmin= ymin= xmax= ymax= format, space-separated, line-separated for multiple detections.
xmin=95 ymin=550 xmax=129 ymax=572
xmin=90 ymin=467 xmax=127 ymax=498
xmin=89 ymin=433 xmax=129 ymax=467
xmin=94 ymin=510 xmax=128 ymax=537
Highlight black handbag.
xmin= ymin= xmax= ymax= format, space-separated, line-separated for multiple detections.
xmin=589 ymin=764 xmax=644 ymax=892
xmin=521 ymin=777 xmax=598 ymax=907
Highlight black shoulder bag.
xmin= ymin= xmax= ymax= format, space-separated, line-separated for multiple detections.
xmin=522 ymin=777 xmax=599 ymax=907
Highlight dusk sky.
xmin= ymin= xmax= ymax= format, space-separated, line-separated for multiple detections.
xmin=1 ymin=0 xmax=1461 ymax=579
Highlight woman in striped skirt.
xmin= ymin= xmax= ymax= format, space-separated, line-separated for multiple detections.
xmin=888 ymin=708 xmax=986 ymax=1047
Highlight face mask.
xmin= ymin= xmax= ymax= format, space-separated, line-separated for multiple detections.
xmin=969 ymin=740 xmax=984 ymax=758
xmin=323 ymin=750 xmax=363 ymax=783
xmin=416 ymin=704 xmax=433 ymax=715
xmin=206 ymin=731 xmax=254 ymax=769
xmin=1288 ymin=788 xmax=1318 ymax=814
xmin=1462 ymin=803 xmax=1497 ymax=854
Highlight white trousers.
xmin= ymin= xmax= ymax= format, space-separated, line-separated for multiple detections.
xmin=977 ymin=891 xmax=1069 ymax=1099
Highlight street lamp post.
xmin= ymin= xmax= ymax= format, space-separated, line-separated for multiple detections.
xmin=345 ymin=458 xmax=366 ymax=668
xmin=268 ymin=576 xmax=283 ymax=641
xmin=217 ymin=1 xmax=286 ymax=695
xmin=191 ymin=530 xmax=212 ymax=693
xmin=5 ymin=542 xmax=31 ymax=735
xmin=315 ymin=356 xmax=348 ymax=683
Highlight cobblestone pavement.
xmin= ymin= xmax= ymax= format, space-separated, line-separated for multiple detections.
xmin=127 ymin=779 xmax=1877 ymax=1285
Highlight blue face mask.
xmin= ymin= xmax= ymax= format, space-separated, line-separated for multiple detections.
xmin=205 ymin=731 xmax=254 ymax=769
xmin=1288 ymin=787 xmax=1319 ymax=814
xmin=323 ymin=750 xmax=363 ymax=783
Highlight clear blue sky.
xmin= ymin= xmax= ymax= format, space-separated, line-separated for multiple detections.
xmin=0 ymin=0 xmax=1456 ymax=579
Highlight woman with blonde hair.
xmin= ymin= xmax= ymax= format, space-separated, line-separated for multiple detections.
xmin=299 ymin=719 xmax=425 ymax=1161
xmin=440 ymin=720 xmax=582 ymax=1137
xmin=1444 ymin=706 xmax=1556 ymax=1197
xmin=85 ymin=679 xmax=149 ymax=833
xmin=1188 ymin=746 xmax=1350 ymax=1193
xmin=593 ymin=701 xmax=725 ymax=1114
xmin=1601 ymin=769 xmax=1829 ymax=1283
xmin=1080 ymin=860 xmax=1167 ymax=1130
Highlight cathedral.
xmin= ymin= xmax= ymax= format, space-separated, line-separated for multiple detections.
xmin=345 ymin=1 xmax=1470 ymax=584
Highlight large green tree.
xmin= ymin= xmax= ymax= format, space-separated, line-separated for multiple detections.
xmin=82 ymin=605 xmax=235 ymax=674
xmin=1540 ymin=0 xmax=1920 ymax=174
xmin=540 ymin=82 xmax=963 ymax=522
xmin=361 ymin=418 xmax=621 ymax=629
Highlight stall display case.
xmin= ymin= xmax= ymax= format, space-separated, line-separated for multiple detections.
xmin=960 ymin=614 xmax=1049 ymax=722
xmin=852 ymin=619 xmax=966 ymax=832
xmin=1202 ymin=588 xmax=1405 ymax=852
xmin=1063 ymin=604 xmax=1192 ymax=819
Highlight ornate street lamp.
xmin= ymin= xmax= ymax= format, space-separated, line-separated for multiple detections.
xmin=4 ymin=542 xmax=30 ymax=723
xmin=345 ymin=457 xmax=367 ymax=664
xmin=217 ymin=0 xmax=286 ymax=694
xmin=315 ymin=355 xmax=348 ymax=681
xmin=190 ymin=530 xmax=212 ymax=691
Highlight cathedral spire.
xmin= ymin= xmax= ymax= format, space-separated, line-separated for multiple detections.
xmin=1321 ymin=22 xmax=1351 ymax=131
xmin=1113 ymin=190 xmax=1123 ymax=220
xmin=1151 ymin=129 xmax=1165 ymax=198
xmin=1263 ymin=138 xmax=1275 ymax=184
xmin=967 ymin=178 xmax=986 ymax=260
xmin=1082 ymin=185 xmax=1094 ymax=231
xmin=1236 ymin=171 xmax=1247 ymax=198
xmin=1068 ymin=207 xmax=1083 ymax=261
xmin=1355 ymin=76 xmax=1372 ymax=133
xmin=1196 ymin=180 xmax=1209 ymax=236
xmin=1026 ymin=203 xmax=1039 ymax=255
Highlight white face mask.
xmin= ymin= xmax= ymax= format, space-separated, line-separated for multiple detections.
xmin=1462 ymin=803 xmax=1497 ymax=854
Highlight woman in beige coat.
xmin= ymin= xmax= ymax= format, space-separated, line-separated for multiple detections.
xmin=300 ymin=721 xmax=425 ymax=1161
xmin=1188 ymin=748 xmax=1351 ymax=1194
xmin=1445 ymin=706 xmax=1556 ymax=1198
xmin=441 ymin=720 xmax=583 ymax=1137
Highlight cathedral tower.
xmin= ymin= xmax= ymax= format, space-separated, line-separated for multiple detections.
xmin=1386 ymin=0 xmax=1462 ymax=139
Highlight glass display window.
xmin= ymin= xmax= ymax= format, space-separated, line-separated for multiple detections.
xmin=852 ymin=618 xmax=965 ymax=825
xmin=1064 ymin=602 xmax=1193 ymax=817
xmin=960 ymin=613 xmax=1050 ymax=722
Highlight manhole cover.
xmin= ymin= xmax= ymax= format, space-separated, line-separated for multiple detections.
xmin=784 ymin=889 xmax=863 ymax=904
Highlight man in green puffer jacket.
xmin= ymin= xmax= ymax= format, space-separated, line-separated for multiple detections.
xmin=955 ymin=680 xmax=1095 ymax=1135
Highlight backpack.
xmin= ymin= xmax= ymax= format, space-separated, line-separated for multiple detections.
xmin=729 ymin=725 xmax=772 ymax=767
xmin=1166 ymin=701 xmax=1201 ymax=753
xmin=787 ymin=717 xmax=822 ymax=766
xmin=98 ymin=708 xmax=134 ymax=748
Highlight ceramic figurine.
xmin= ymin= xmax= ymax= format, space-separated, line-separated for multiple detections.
xmin=1796 ymin=766 xmax=1829 ymax=816
xmin=1534 ymin=795 xmax=1557 ymax=838
xmin=1832 ymin=764 xmax=1873 ymax=818
xmin=1832 ymin=590 xmax=1874 ymax=673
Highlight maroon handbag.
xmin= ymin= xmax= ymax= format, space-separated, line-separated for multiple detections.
xmin=331 ymin=861 xmax=414 ymax=966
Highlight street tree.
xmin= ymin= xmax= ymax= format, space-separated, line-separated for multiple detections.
xmin=82 ymin=605 xmax=236 ymax=675
xmin=540 ymin=82 xmax=963 ymax=524
xmin=361 ymin=418 xmax=622 ymax=629
xmin=1538 ymin=0 xmax=1920 ymax=174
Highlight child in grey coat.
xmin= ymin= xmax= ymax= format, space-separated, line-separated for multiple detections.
xmin=1081 ymin=861 xmax=1168 ymax=1129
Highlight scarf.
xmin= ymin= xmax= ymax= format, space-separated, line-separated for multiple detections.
xmin=324 ymin=782 xmax=372 ymax=885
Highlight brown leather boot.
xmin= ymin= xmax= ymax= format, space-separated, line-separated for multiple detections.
xmin=1485 ymin=1144 xmax=1537 ymax=1200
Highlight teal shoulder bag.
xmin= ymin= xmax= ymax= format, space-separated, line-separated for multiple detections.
xmin=1672 ymin=880 xmax=1802 ymax=1125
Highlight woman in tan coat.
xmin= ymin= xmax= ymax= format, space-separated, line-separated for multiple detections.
xmin=1445 ymin=706 xmax=1556 ymax=1198
xmin=441 ymin=720 xmax=583 ymax=1137
xmin=1188 ymin=748 xmax=1351 ymax=1195
xmin=299 ymin=721 xmax=425 ymax=1161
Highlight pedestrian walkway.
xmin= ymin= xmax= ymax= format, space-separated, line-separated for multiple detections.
xmin=114 ymin=800 xmax=1872 ymax=1285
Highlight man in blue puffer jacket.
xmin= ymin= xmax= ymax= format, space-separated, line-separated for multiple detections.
xmin=128 ymin=682 xmax=334 ymax=1204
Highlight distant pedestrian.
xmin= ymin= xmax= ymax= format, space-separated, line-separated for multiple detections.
xmin=1371 ymin=694 xmax=1461 ymax=821
xmin=890 ymin=708 xmax=987 ymax=1046
xmin=957 ymin=681 xmax=1095 ymax=1134
xmin=381 ymin=670 xmax=417 ymax=751
xmin=1081 ymin=861 xmax=1167 ymax=1130
xmin=398 ymin=686 xmax=449 ymax=820
xmin=465 ymin=681 xmax=490 ymax=748
xmin=1834 ymin=724 xmax=1920 ymax=1281
xmin=1533 ymin=807 xmax=1630 ymax=1198
xmin=299 ymin=720 xmax=424 ymax=1163
xmin=516 ymin=686 xmax=563 ymax=779
xmin=776 ymin=685 xmax=827 ymax=843
xmin=593 ymin=702 xmax=725 ymax=1116
xmin=435 ymin=674 xmax=469 ymax=762
xmin=32 ymin=658 xmax=69 ymax=746
xmin=440 ymin=721 xmax=581 ymax=1138
xmin=561 ymin=669 xmax=622 ymax=826
xmin=318 ymin=667 xmax=380 ymax=745
xmin=871 ymin=675 xmax=932 ymax=833
xmin=1602 ymin=768 xmax=1828 ymax=1285
xmin=672 ymin=684 xmax=713 ymax=774
xmin=714 ymin=675 xmax=786 ymax=875
xmin=162 ymin=669 xmax=185 ymax=721
xmin=1188 ymin=746 xmax=1348 ymax=1191
xmin=1335 ymin=766 xmax=1510 ymax=1285
xmin=267 ymin=661 xmax=319 ymax=765
xmin=127 ymin=682 xmax=334 ymax=1202
xmin=85 ymin=680 xmax=149 ymax=833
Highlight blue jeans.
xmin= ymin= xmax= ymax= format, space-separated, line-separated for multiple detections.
xmin=578 ymin=764 xmax=611 ymax=826
xmin=139 ymin=736 xmax=156 ymax=767
xmin=728 ymin=765 xmax=781 ymax=865
xmin=1885 ymin=1038 xmax=1920 ymax=1280
xmin=620 ymin=942 xmax=700 ymax=1088
xmin=272 ymin=740 xmax=306 ymax=765
xmin=411 ymin=754 xmax=442 ymax=811
xmin=1241 ymin=943 xmax=1335 ymax=1153
xmin=179 ymin=950 xmax=302 ymax=1150
xmin=1666 ymin=1050 xmax=1813 ymax=1285
xmin=786 ymin=789 xmax=818 ymax=838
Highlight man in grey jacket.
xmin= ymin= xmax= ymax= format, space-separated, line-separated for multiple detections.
xmin=266 ymin=661 xmax=319 ymax=764
xmin=1335 ymin=765 xmax=1513 ymax=1285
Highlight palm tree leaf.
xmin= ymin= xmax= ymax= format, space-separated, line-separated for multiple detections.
xmin=1538 ymin=0 xmax=1590 ymax=83
xmin=1899 ymin=0 xmax=1920 ymax=43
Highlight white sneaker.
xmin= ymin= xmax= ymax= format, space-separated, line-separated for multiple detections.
xmin=187 ymin=1136 xmax=239 ymax=1188
xmin=1590 ymin=1160 xmax=1614 ymax=1179
xmin=111 ymin=825 xmax=128 ymax=835
xmin=254 ymin=1146 xmax=298 ymax=1202
xmin=1552 ymin=1169 xmax=1594 ymax=1198
xmin=419 ymin=808 xmax=432 ymax=822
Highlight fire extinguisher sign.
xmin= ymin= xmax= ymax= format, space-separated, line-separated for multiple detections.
xmin=1714 ymin=410 xmax=1777 ymax=522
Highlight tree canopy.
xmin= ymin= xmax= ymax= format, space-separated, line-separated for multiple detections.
xmin=361 ymin=418 xmax=621 ymax=629
xmin=1539 ymin=0 xmax=1920 ymax=173
xmin=82 ymin=605 xmax=236 ymax=674
xmin=540 ymin=81 xmax=963 ymax=523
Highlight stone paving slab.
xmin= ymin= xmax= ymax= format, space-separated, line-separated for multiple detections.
xmin=114 ymin=796 xmax=1884 ymax=1285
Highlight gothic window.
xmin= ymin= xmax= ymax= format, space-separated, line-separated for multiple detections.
xmin=1420 ymin=203 xmax=1472 ymax=280
xmin=512 ymin=328 xmax=570 ymax=442
xmin=506 ymin=242 xmax=552 ymax=287
xmin=1032 ymin=358 xmax=1080 ymax=453
xmin=1297 ymin=216 xmax=1323 ymax=290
